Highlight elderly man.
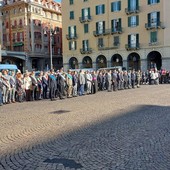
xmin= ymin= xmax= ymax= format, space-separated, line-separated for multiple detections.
xmin=86 ymin=70 xmax=92 ymax=94
xmin=78 ymin=70 xmax=85 ymax=96
xmin=66 ymin=69 xmax=73 ymax=98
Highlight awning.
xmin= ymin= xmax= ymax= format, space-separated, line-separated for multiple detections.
xmin=13 ymin=42 xmax=24 ymax=47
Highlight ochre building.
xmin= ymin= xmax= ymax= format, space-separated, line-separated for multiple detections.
xmin=62 ymin=0 xmax=170 ymax=71
xmin=1 ymin=0 xmax=62 ymax=72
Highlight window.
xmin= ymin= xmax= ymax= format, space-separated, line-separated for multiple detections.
xmin=114 ymin=36 xmax=119 ymax=46
xmin=68 ymin=26 xmax=76 ymax=38
xmin=96 ymin=21 xmax=105 ymax=34
xmin=111 ymin=1 xmax=121 ymax=12
xmin=111 ymin=18 xmax=122 ymax=32
xmin=128 ymin=34 xmax=139 ymax=47
xmin=69 ymin=41 xmax=77 ymax=50
xmin=82 ymin=8 xmax=90 ymax=19
xmin=150 ymin=31 xmax=157 ymax=43
xmin=70 ymin=11 xmax=74 ymax=20
xmin=96 ymin=4 xmax=105 ymax=15
xmin=84 ymin=0 xmax=88 ymax=2
xmin=84 ymin=24 xmax=89 ymax=33
xmin=128 ymin=0 xmax=139 ymax=10
xmin=82 ymin=40 xmax=89 ymax=50
xmin=98 ymin=38 xmax=104 ymax=47
xmin=70 ymin=0 xmax=74 ymax=5
xmin=148 ymin=11 xmax=160 ymax=27
xmin=148 ymin=0 xmax=160 ymax=5
xmin=128 ymin=15 xmax=139 ymax=27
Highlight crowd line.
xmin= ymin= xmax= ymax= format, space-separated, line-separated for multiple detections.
xmin=0 ymin=68 xmax=169 ymax=106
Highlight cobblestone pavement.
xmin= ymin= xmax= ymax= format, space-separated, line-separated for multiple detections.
xmin=0 ymin=85 xmax=170 ymax=170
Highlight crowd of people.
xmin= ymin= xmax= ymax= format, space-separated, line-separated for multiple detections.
xmin=0 ymin=67 xmax=169 ymax=106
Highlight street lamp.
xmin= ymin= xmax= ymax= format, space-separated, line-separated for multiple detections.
xmin=44 ymin=27 xmax=56 ymax=70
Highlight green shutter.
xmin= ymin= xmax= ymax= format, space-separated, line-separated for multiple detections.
xmin=136 ymin=0 xmax=139 ymax=8
xmin=128 ymin=17 xmax=131 ymax=27
xmin=68 ymin=27 xmax=71 ymax=37
xmin=69 ymin=41 xmax=71 ymax=50
xmin=119 ymin=1 xmax=121 ymax=11
xmin=82 ymin=9 xmax=84 ymax=18
xmin=119 ymin=18 xmax=122 ymax=28
xmin=84 ymin=24 xmax=88 ymax=33
xmin=103 ymin=21 xmax=105 ymax=33
xmin=157 ymin=0 xmax=160 ymax=3
xmin=128 ymin=35 xmax=131 ymax=45
xmin=148 ymin=0 xmax=150 ymax=5
xmin=96 ymin=22 xmax=98 ymax=33
xmin=148 ymin=13 xmax=151 ymax=27
xmin=111 ymin=2 xmax=113 ymax=12
xmin=87 ymin=40 xmax=89 ymax=49
xmin=157 ymin=11 xmax=160 ymax=23
xmin=96 ymin=6 xmax=98 ymax=15
xmin=136 ymin=15 xmax=139 ymax=26
xmin=102 ymin=4 xmax=105 ymax=14
xmin=111 ymin=20 xmax=114 ymax=30
xmin=128 ymin=0 xmax=130 ymax=9
xmin=74 ymin=26 xmax=76 ymax=37
xmin=88 ymin=8 xmax=90 ymax=17
xmin=136 ymin=34 xmax=139 ymax=44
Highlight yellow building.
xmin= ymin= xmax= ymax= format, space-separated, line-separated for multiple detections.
xmin=62 ymin=0 xmax=170 ymax=71
xmin=1 ymin=0 xmax=62 ymax=71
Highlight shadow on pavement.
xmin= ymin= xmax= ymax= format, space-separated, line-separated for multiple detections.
xmin=0 ymin=105 xmax=170 ymax=170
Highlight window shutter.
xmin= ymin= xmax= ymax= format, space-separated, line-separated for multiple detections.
xmin=69 ymin=42 xmax=71 ymax=50
xmin=88 ymin=8 xmax=90 ymax=17
xmin=128 ymin=0 xmax=130 ymax=9
xmin=136 ymin=34 xmax=139 ymax=44
xmin=119 ymin=1 xmax=121 ymax=11
xmin=74 ymin=26 xmax=76 ymax=37
xmin=119 ymin=18 xmax=122 ymax=29
xmin=136 ymin=0 xmax=139 ymax=8
xmin=102 ymin=4 xmax=105 ymax=14
xmin=68 ymin=27 xmax=71 ymax=37
xmin=157 ymin=0 xmax=160 ymax=3
xmin=136 ymin=15 xmax=139 ymax=26
xmin=128 ymin=17 xmax=131 ymax=27
xmin=148 ymin=13 xmax=151 ymax=27
xmin=111 ymin=20 xmax=114 ymax=30
xmin=82 ymin=9 xmax=84 ymax=18
xmin=96 ymin=6 xmax=98 ymax=15
xmin=148 ymin=0 xmax=150 ymax=5
xmin=103 ymin=21 xmax=105 ymax=32
xmin=128 ymin=35 xmax=131 ymax=44
xmin=96 ymin=22 xmax=98 ymax=33
xmin=111 ymin=2 xmax=113 ymax=12
xmin=157 ymin=11 xmax=160 ymax=23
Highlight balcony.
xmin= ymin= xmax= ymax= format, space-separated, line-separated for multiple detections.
xmin=66 ymin=34 xmax=78 ymax=40
xmin=12 ymin=25 xmax=17 ymax=29
xmin=80 ymin=48 xmax=92 ymax=54
xmin=111 ymin=27 xmax=123 ymax=34
xmin=145 ymin=22 xmax=165 ymax=30
xmin=98 ymin=43 xmax=119 ymax=51
xmin=93 ymin=29 xmax=111 ymax=37
xmin=125 ymin=43 xmax=140 ymax=50
xmin=125 ymin=6 xmax=140 ymax=15
xmin=79 ymin=16 xmax=92 ymax=23
xmin=149 ymin=41 xmax=159 ymax=46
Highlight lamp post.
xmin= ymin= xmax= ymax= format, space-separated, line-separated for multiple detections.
xmin=44 ymin=27 xmax=56 ymax=70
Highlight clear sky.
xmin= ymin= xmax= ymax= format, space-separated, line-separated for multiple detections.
xmin=54 ymin=0 xmax=61 ymax=3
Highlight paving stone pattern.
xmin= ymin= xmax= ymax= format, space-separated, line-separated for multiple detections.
xmin=0 ymin=85 xmax=170 ymax=170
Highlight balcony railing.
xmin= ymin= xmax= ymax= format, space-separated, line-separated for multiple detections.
xmin=125 ymin=6 xmax=140 ymax=14
xmin=145 ymin=22 xmax=165 ymax=30
xmin=149 ymin=41 xmax=159 ymax=46
xmin=93 ymin=29 xmax=111 ymax=37
xmin=79 ymin=16 xmax=92 ymax=23
xmin=111 ymin=27 xmax=123 ymax=34
xmin=80 ymin=48 xmax=92 ymax=54
xmin=66 ymin=34 xmax=78 ymax=40
xmin=125 ymin=43 xmax=140 ymax=50
xmin=98 ymin=43 xmax=119 ymax=50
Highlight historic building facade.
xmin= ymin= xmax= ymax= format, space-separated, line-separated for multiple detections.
xmin=0 ymin=0 xmax=62 ymax=72
xmin=62 ymin=0 xmax=170 ymax=71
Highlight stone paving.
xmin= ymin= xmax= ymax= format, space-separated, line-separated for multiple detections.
xmin=0 ymin=85 xmax=170 ymax=170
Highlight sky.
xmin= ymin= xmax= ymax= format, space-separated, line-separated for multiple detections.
xmin=54 ymin=0 xmax=61 ymax=3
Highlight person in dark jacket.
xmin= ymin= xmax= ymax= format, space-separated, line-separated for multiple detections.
xmin=42 ymin=72 xmax=48 ymax=99
xmin=48 ymin=69 xmax=57 ymax=101
xmin=57 ymin=68 xmax=65 ymax=99
xmin=131 ymin=70 xmax=136 ymax=88
xmin=112 ymin=70 xmax=118 ymax=91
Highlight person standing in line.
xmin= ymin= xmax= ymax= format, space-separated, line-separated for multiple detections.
xmin=16 ymin=72 xmax=24 ymax=103
xmin=112 ymin=70 xmax=118 ymax=91
xmin=97 ymin=71 xmax=103 ymax=91
xmin=2 ymin=70 xmax=10 ymax=104
xmin=78 ymin=70 xmax=85 ymax=96
xmin=86 ymin=70 xmax=92 ymax=94
xmin=131 ymin=70 xmax=136 ymax=88
xmin=48 ymin=69 xmax=57 ymax=101
xmin=36 ymin=72 xmax=43 ymax=100
xmin=106 ymin=70 xmax=112 ymax=92
xmin=42 ymin=72 xmax=48 ymax=99
xmin=128 ymin=70 xmax=132 ymax=89
xmin=91 ymin=71 xmax=98 ymax=94
xmin=66 ymin=70 xmax=73 ymax=98
xmin=72 ymin=71 xmax=78 ymax=97
xmin=0 ymin=72 xmax=4 ymax=106
xmin=123 ymin=71 xmax=128 ymax=89
xmin=30 ymin=71 xmax=37 ymax=101
xmin=57 ymin=68 xmax=65 ymax=99
xmin=23 ymin=72 xmax=32 ymax=101
xmin=136 ymin=70 xmax=141 ymax=88
xmin=9 ymin=71 xmax=16 ymax=103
